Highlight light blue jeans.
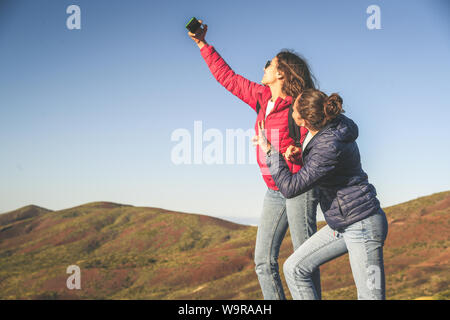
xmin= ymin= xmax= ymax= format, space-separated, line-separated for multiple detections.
xmin=254 ymin=187 xmax=321 ymax=300
xmin=283 ymin=209 xmax=388 ymax=300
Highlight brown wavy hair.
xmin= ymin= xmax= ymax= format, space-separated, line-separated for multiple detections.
xmin=276 ymin=50 xmax=316 ymax=99
xmin=294 ymin=89 xmax=344 ymax=131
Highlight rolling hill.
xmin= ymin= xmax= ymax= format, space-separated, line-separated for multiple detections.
xmin=0 ymin=191 xmax=449 ymax=300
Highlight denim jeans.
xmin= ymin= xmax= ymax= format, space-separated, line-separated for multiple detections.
xmin=283 ymin=209 xmax=388 ymax=300
xmin=254 ymin=187 xmax=321 ymax=300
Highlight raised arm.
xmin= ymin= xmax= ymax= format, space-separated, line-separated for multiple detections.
xmin=188 ymin=20 xmax=266 ymax=112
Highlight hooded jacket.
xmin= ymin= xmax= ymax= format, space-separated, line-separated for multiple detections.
xmin=266 ymin=114 xmax=381 ymax=230
xmin=200 ymin=44 xmax=308 ymax=190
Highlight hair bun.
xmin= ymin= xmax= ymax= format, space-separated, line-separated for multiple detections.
xmin=323 ymin=93 xmax=343 ymax=121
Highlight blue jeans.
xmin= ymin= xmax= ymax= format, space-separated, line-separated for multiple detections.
xmin=283 ymin=209 xmax=388 ymax=300
xmin=254 ymin=187 xmax=321 ymax=300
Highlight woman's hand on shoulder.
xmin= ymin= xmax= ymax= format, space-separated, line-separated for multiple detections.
xmin=284 ymin=145 xmax=301 ymax=162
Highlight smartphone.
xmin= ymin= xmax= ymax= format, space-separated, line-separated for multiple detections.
xmin=186 ymin=17 xmax=201 ymax=33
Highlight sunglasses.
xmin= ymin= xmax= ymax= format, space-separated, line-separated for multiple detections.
xmin=265 ymin=60 xmax=271 ymax=69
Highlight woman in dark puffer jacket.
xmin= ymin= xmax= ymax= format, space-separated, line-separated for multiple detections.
xmin=255 ymin=89 xmax=389 ymax=299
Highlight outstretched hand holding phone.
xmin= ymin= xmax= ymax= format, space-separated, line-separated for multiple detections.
xmin=187 ymin=18 xmax=208 ymax=49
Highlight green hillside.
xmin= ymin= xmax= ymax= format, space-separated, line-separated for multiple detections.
xmin=0 ymin=191 xmax=449 ymax=300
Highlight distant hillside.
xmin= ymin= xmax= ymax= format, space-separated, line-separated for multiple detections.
xmin=0 ymin=201 xmax=256 ymax=299
xmin=0 ymin=192 xmax=448 ymax=300
xmin=0 ymin=205 xmax=52 ymax=226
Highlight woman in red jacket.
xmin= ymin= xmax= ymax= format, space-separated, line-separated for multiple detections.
xmin=188 ymin=20 xmax=321 ymax=299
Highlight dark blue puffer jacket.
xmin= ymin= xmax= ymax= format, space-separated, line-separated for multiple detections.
xmin=266 ymin=114 xmax=381 ymax=231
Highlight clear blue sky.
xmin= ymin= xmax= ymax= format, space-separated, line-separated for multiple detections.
xmin=1 ymin=0 xmax=449 ymax=224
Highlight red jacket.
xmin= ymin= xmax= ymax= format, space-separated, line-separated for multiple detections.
xmin=200 ymin=44 xmax=308 ymax=191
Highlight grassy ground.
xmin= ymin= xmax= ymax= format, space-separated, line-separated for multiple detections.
xmin=0 ymin=191 xmax=448 ymax=300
